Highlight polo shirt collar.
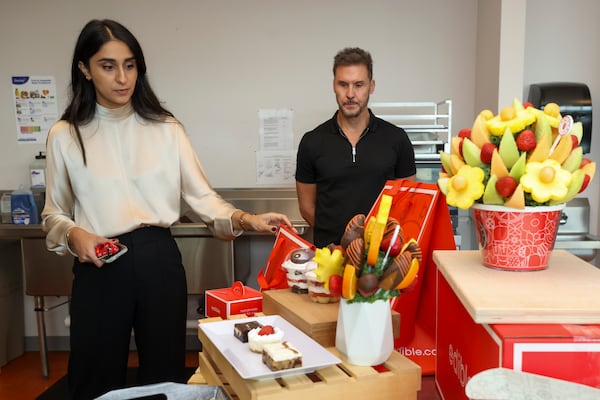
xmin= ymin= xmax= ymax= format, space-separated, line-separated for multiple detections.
xmin=332 ymin=109 xmax=378 ymax=137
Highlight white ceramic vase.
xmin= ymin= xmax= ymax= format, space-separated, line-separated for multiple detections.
xmin=335 ymin=298 xmax=394 ymax=366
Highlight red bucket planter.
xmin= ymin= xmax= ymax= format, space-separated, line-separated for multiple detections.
xmin=472 ymin=203 xmax=565 ymax=271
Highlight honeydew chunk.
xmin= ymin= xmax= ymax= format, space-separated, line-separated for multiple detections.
xmin=499 ymin=127 xmax=520 ymax=169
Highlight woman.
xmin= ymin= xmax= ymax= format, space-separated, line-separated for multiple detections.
xmin=42 ymin=19 xmax=295 ymax=399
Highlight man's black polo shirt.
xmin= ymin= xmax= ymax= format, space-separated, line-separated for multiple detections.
xmin=296 ymin=110 xmax=416 ymax=247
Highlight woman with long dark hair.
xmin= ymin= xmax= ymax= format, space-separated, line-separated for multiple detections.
xmin=42 ymin=19 xmax=294 ymax=399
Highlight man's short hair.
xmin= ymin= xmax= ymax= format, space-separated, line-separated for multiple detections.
xmin=333 ymin=47 xmax=373 ymax=80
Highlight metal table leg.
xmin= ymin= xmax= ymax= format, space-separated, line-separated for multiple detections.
xmin=33 ymin=295 xmax=49 ymax=379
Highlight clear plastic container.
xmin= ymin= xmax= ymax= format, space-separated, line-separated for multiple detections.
xmin=11 ymin=186 xmax=38 ymax=225
xmin=305 ymin=270 xmax=340 ymax=303
xmin=281 ymin=248 xmax=316 ymax=293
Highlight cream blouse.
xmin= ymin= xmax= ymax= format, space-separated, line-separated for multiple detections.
xmin=42 ymin=103 xmax=239 ymax=256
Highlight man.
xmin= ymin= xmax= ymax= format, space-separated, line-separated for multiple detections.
xmin=295 ymin=47 xmax=416 ymax=248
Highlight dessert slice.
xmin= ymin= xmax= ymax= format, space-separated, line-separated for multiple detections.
xmin=248 ymin=325 xmax=284 ymax=353
xmin=233 ymin=321 xmax=262 ymax=343
xmin=262 ymin=341 xmax=302 ymax=371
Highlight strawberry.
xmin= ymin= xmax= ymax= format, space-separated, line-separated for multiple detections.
xmin=570 ymin=134 xmax=579 ymax=149
xmin=495 ymin=176 xmax=518 ymax=197
xmin=458 ymin=128 xmax=471 ymax=139
xmin=380 ymin=236 xmax=402 ymax=257
xmin=258 ymin=325 xmax=275 ymax=336
xmin=579 ymin=174 xmax=591 ymax=193
xmin=516 ymin=129 xmax=536 ymax=152
xmin=480 ymin=143 xmax=496 ymax=164
xmin=328 ymin=274 xmax=343 ymax=297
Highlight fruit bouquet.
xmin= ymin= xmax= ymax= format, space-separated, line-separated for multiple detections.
xmin=311 ymin=194 xmax=421 ymax=304
xmin=437 ymin=98 xmax=596 ymax=209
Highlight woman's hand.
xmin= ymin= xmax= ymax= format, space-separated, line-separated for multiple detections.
xmin=235 ymin=211 xmax=298 ymax=234
xmin=67 ymin=226 xmax=116 ymax=268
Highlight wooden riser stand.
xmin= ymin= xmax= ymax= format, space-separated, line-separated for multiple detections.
xmin=190 ymin=316 xmax=421 ymax=400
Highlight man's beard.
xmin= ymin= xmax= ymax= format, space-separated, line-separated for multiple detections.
xmin=339 ymin=101 xmax=362 ymax=118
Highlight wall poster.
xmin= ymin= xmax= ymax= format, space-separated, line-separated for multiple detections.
xmin=256 ymin=108 xmax=295 ymax=185
xmin=12 ymin=75 xmax=58 ymax=143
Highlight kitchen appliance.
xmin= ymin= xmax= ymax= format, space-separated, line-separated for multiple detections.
xmin=528 ymin=82 xmax=592 ymax=153
xmin=554 ymin=197 xmax=600 ymax=263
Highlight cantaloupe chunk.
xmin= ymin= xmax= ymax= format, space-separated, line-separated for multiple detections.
xmin=491 ymin=149 xmax=509 ymax=178
xmin=450 ymin=153 xmax=466 ymax=175
xmin=549 ymin=135 xmax=573 ymax=164
xmin=470 ymin=114 xmax=492 ymax=148
xmin=528 ymin=128 xmax=552 ymax=163
xmin=451 ymin=136 xmax=463 ymax=159
xmin=504 ymin=184 xmax=525 ymax=209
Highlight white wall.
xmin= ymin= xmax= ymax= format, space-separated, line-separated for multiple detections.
xmin=0 ymin=0 xmax=478 ymax=191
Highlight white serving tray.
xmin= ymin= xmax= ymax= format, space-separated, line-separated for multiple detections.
xmin=199 ymin=315 xmax=341 ymax=380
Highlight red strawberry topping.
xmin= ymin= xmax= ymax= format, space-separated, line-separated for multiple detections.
xmin=258 ymin=325 xmax=275 ymax=336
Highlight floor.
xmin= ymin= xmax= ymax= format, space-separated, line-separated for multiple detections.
xmin=0 ymin=351 xmax=442 ymax=399
xmin=0 ymin=351 xmax=199 ymax=400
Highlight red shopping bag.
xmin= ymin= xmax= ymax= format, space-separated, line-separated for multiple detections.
xmin=257 ymin=225 xmax=315 ymax=291
xmin=367 ymin=179 xmax=456 ymax=374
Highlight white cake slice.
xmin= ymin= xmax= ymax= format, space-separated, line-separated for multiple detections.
xmin=261 ymin=341 xmax=302 ymax=371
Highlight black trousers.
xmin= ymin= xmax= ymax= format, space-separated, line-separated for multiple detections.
xmin=67 ymin=226 xmax=188 ymax=400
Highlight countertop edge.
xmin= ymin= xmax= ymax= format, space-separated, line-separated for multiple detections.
xmin=0 ymin=220 xmax=310 ymax=239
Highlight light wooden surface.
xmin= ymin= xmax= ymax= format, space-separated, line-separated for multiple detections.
xmin=196 ymin=316 xmax=421 ymax=400
xmin=262 ymin=289 xmax=400 ymax=347
xmin=433 ymin=250 xmax=600 ymax=324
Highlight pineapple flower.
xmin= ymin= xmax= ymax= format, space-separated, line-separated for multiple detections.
xmin=312 ymin=246 xmax=345 ymax=290
xmin=487 ymin=104 xmax=537 ymax=135
xmin=446 ymin=165 xmax=485 ymax=209
xmin=520 ymin=159 xmax=572 ymax=203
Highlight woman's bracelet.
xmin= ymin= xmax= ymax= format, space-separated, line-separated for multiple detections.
xmin=239 ymin=212 xmax=252 ymax=231
xmin=66 ymin=227 xmax=73 ymax=245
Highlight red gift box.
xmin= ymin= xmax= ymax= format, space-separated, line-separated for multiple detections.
xmin=205 ymin=281 xmax=263 ymax=319
xmin=434 ymin=250 xmax=600 ymax=400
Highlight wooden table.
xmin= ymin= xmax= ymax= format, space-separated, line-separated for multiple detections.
xmin=433 ymin=249 xmax=600 ymax=324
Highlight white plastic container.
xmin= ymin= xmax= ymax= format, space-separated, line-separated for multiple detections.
xmin=30 ymin=151 xmax=46 ymax=189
